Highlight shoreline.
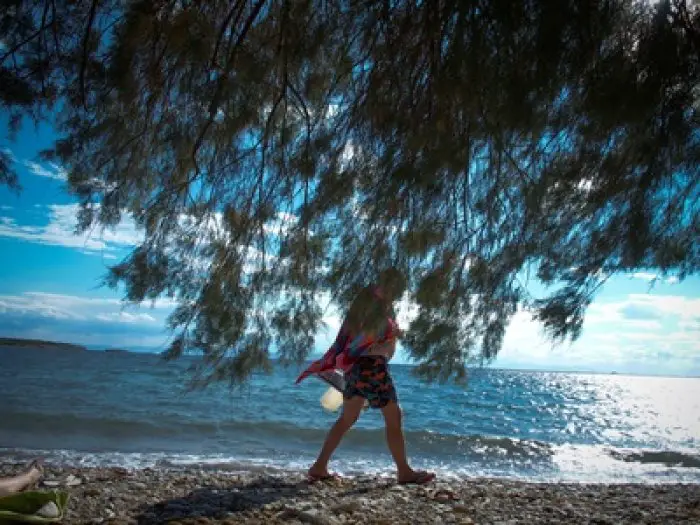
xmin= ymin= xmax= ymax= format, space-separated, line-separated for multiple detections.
xmin=2 ymin=463 xmax=698 ymax=524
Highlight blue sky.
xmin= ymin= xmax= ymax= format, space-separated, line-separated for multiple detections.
xmin=1 ymin=115 xmax=699 ymax=377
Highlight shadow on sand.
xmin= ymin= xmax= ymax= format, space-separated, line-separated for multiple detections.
xmin=135 ymin=475 xmax=395 ymax=523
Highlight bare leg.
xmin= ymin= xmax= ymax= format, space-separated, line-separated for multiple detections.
xmin=381 ymin=401 xmax=434 ymax=484
xmin=308 ymin=396 xmax=365 ymax=478
xmin=0 ymin=459 xmax=44 ymax=497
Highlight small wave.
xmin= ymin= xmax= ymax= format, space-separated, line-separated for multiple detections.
xmin=402 ymin=431 xmax=554 ymax=459
xmin=3 ymin=444 xmax=700 ymax=484
xmin=607 ymin=449 xmax=700 ymax=469
xmin=4 ymin=410 xmax=700 ymax=481
xmin=0 ymin=410 xmax=553 ymax=460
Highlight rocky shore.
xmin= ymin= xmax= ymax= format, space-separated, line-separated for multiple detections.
xmin=1 ymin=463 xmax=698 ymax=524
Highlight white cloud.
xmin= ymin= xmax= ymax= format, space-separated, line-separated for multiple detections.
xmin=0 ymin=291 xmax=172 ymax=325
xmin=0 ymin=204 xmax=142 ymax=255
xmin=2 ymin=148 xmax=16 ymax=162
xmin=262 ymin=211 xmax=298 ymax=236
xmin=372 ymin=289 xmax=698 ymax=373
xmin=0 ymin=296 xmax=85 ymax=321
xmin=2 ymin=118 xmax=304 ymax=254
xmin=622 ymin=294 xmax=700 ymax=319
xmin=20 ymin=292 xmax=120 ymax=307
xmin=0 ymin=199 xmax=300 ymax=263
xmin=679 ymin=316 xmax=700 ymax=332
xmin=96 ymin=312 xmax=156 ymax=323
xmin=497 ymin=309 xmax=567 ymax=361
xmin=492 ymin=292 xmax=700 ymax=374
xmin=23 ymin=160 xmax=67 ymax=181
xmin=632 ymin=272 xmax=658 ymax=282
xmin=630 ymin=272 xmax=679 ymax=285
xmin=0 ymin=293 xmax=110 ymax=320
xmin=582 ymin=293 xmax=700 ymax=330
xmin=15 ymin=292 xmax=177 ymax=311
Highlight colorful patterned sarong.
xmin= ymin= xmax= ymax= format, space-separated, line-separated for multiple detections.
xmin=295 ymin=318 xmax=397 ymax=383
xmin=295 ymin=288 xmax=398 ymax=384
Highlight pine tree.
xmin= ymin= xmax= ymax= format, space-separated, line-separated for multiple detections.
xmin=1 ymin=0 xmax=698 ymax=385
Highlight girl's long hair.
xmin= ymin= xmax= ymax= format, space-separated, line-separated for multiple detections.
xmin=343 ymin=286 xmax=390 ymax=336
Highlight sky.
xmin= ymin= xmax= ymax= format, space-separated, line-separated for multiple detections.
xmin=1 ymin=114 xmax=699 ymax=377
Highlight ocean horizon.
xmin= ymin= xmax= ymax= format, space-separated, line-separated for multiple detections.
xmin=1 ymin=344 xmax=699 ymax=484
xmin=4 ymin=337 xmax=698 ymax=379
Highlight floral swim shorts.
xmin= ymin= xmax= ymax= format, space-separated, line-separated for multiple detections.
xmin=343 ymin=355 xmax=397 ymax=409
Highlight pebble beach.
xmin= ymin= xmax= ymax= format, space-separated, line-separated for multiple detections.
xmin=2 ymin=463 xmax=699 ymax=525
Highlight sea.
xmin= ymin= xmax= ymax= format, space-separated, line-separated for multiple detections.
xmin=1 ymin=346 xmax=699 ymax=484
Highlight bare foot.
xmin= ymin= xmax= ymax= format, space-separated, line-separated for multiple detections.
xmin=25 ymin=458 xmax=45 ymax=488
xmin=307 ymin=464 xmax=342 ymax=483
xmin=397 ymin=469 xmax=436 ymax=485
xmin=307 ymin=461 xmax=329 ymax=475
xmin=307 ymin=465 xmax=330 ymax=480
xmin=0 ymin=457 xmax=45 ymax=496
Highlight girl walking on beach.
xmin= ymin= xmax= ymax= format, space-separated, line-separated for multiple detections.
xmin=296 ymin=268 xmax=436 ymax=485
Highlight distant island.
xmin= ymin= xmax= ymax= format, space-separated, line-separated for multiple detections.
xmin=0 ymin=337 xmax=140 ymax=354
xmin=0 ymin=337 xmax=87 ymax=352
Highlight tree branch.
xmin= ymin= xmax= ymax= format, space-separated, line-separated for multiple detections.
xmin=210 ymin=0 xmax=246 ymax=70
xmin=79 ymin=0 xmax=100 ymax=108
xmin=0 ymin=18 xmax=54 ymax=63
xmin=192 ymin=0 xmax=268 ymax=176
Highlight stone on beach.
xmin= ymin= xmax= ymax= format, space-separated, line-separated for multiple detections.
xmin=2 ymin=463 xmax=698 ymax=524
